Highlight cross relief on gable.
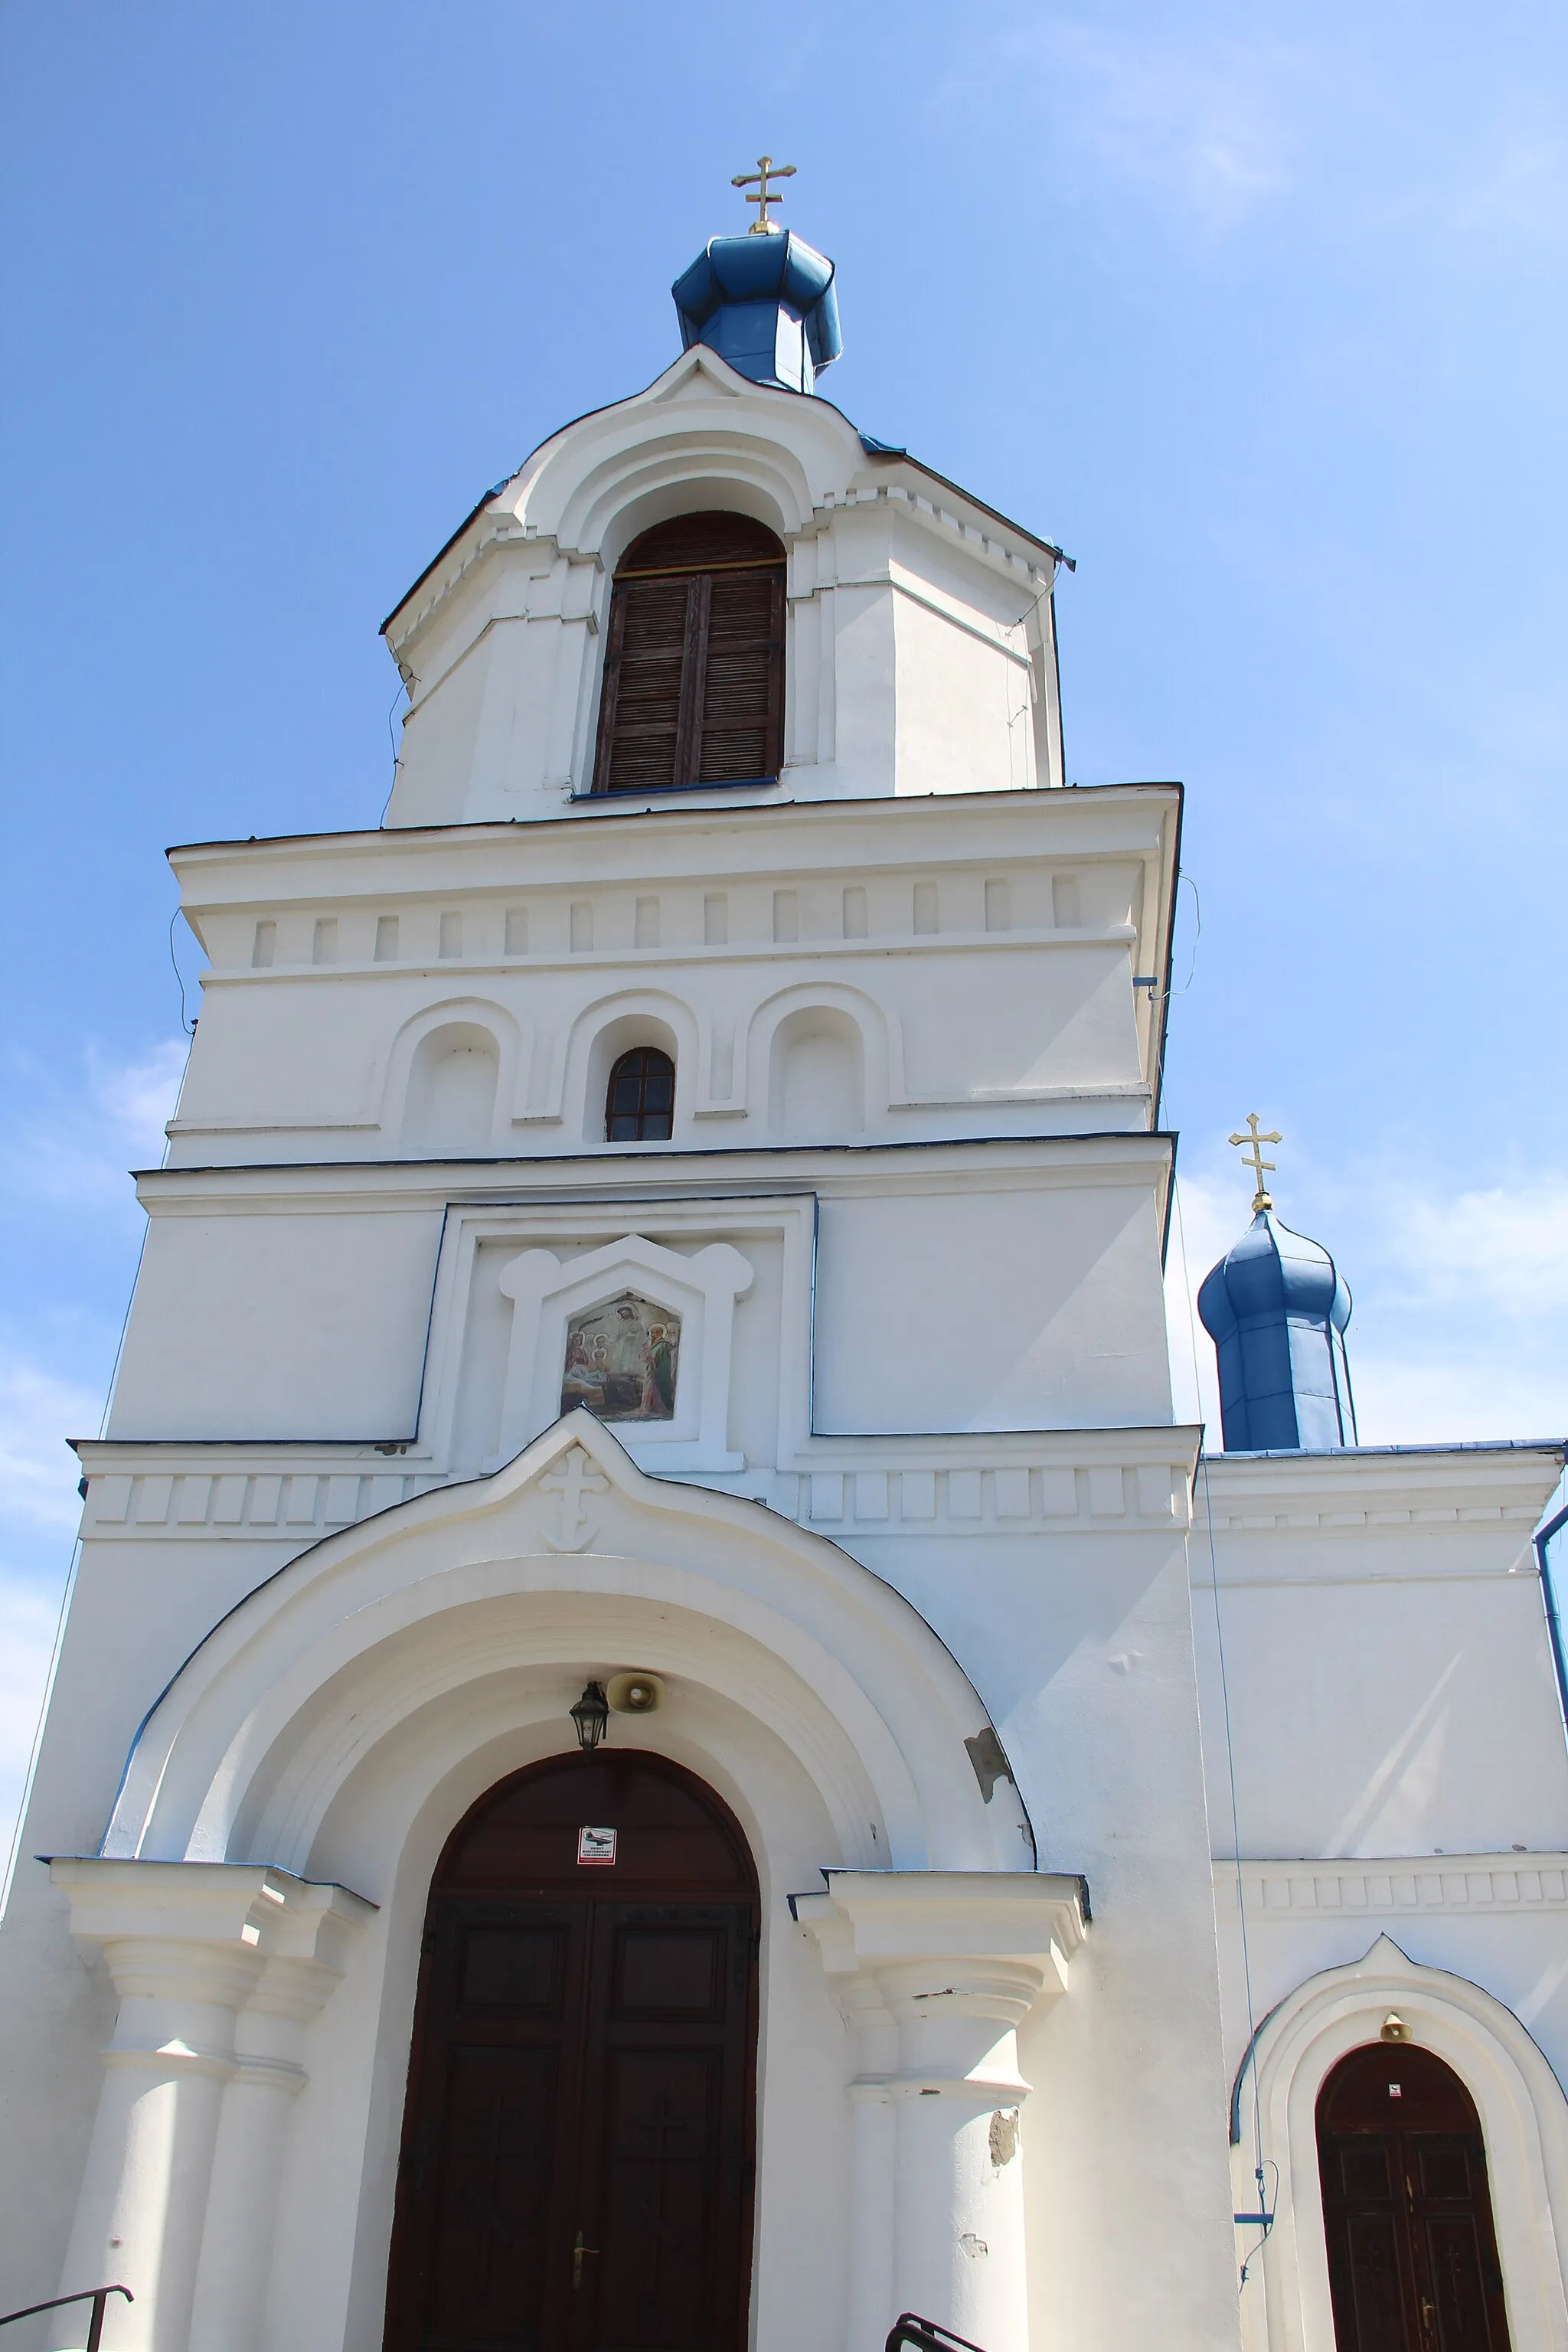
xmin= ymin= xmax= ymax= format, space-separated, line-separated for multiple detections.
xmin=537 ymin=1446 xmax=611 ymax=1552
xmin=496 ymin=1235 xmax=753 ymax=1475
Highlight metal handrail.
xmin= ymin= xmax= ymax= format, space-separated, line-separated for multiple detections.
xmin=885 ymin=2318 xmax=990 ymax=2352
xmin=0 ymin=2288 xmax=132 ymax=2351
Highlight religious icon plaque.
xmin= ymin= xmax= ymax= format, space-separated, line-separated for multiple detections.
xmin=560 ymin=1291 xmax=680 ymax=1423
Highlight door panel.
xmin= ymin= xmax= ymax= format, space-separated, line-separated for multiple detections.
xmin=596 ymin=2050 xmax=724 ymax=2349
xmin=459 ymin=1922 xmax=569 ymax=2012
xmin=611 ymin=1924 xmax=727 ymax=2018
xmin=1423 ymin=2215 xmax=1491 ymax=2350
xmin=385 ymin=1753 xmax=759 ymax=2352
xmin=1341 ymin=2207 xmax=1409 ymax=2350
xmin=428 ymin=2045 xmax=560 ymax=2343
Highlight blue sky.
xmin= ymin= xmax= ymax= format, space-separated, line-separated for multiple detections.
xmin=3 ymin=1 xmax=1566 ymax=1859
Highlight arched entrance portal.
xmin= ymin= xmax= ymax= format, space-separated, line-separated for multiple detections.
xmin=384 ymin=1749 xmax=760 ymax=2352
xmin=1316 ymin=2041 xmax=1512 ymax=2352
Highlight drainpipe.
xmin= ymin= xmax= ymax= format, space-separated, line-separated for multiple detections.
xmin=1534 ymin=1493 xmax=1568 ymax=1747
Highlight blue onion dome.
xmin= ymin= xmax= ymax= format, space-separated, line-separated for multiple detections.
xmin=1197 ymin=1207 xmax=1357 ymax=1452
xmin=672 ymin=230 xmax=842 ymax=395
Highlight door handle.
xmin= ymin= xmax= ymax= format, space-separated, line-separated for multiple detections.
xmin=573 ymin=2230 xmax=600 ymax=2291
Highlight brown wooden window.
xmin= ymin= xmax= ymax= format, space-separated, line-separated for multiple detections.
xmin=606 ymin=1046 xmax=675 ymax=1142
xmin=592 ymin=512 xmax=786 ymax=794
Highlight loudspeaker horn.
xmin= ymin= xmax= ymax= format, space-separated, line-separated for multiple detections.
xmin=606 ymin=1669 xmax=665 ymax=1715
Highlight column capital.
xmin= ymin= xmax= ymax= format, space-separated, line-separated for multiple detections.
xmin=48 ymin=1857 xmax=375 ymax=2011
xmin=792 ymin=1867 xmax=1088 ymax=2028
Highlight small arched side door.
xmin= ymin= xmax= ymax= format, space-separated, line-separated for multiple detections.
xmin=1317 ymin=2041 xmax=1512 ymax=2351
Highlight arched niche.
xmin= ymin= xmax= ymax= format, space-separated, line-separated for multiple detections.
xmin=741 ymin=982 xmax=891 ymax=1134
xmin=381 ymin=1000 xmax=522 ymax=1154
xmin=768 ymin=1004 xmax=866 ymax=1139
xmin=403 ymin=1021 xmax=500 ymax=1152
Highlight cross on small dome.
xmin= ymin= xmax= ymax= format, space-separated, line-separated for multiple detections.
xmin=730 ymin=154 xmax=797 ymax=234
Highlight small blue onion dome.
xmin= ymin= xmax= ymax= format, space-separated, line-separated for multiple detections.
xmin=672 ymin=230 xmax=842 ymax=395
xmin=1197 ymin=1208 xmax=1357 ymax=1452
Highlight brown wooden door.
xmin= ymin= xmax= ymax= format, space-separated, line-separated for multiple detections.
xmin=384 ymin=1752 xmax=760 ymax=2352
xmin=1318 ymin=2043 xmax=1512 ymax=2352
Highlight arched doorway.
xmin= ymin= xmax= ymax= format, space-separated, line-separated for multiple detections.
xmin=1317 ymin=2040 xmax=1512 ymax=2351
xmin=384 ymin=1749 xmax=760 ymax=2352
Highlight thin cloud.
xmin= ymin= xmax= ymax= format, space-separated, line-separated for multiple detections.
xmin=1386 ymin=1184 xmax=1568 ymax=1321
xmin=0 ymin=1037 xmax=187 ymax=1215
xmin=0 ymin=1355 xmax=102 ymax=1535
xmin=945 ymin=11 xmax=1568 ymax=258
xmin=950 ymin=16 xmax=1305 ymax=231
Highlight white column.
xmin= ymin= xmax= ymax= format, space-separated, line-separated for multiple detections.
xmin=49 ymin=1863 xmax=371 ymax=2352
xmin=795 ymin=1870 xmax=1087 ymax=2352
xmin=48 ymin=1935 xmax=258 ymax=2352
xmin=845 ymin=2014 xmax=900 ymax=2352
xmin=884 ymin=1994 xmax=1032 ymax=2352
xmin=187 ymin=1924 xmax=361 ymax=2352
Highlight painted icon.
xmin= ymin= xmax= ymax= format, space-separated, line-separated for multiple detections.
xmin=561 ymin=1291 xmax=680 ymax=1423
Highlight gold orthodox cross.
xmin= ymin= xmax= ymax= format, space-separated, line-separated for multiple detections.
xmin=732 ymin=155 xmax=796 ymax=233
xmin=1228 ymin=1112 xmax=1282 ymax=1212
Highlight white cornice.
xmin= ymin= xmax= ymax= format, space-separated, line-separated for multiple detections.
xmin=167 ymin=782 xmax=1181 ymax=901
xmin=73 ymin=1423 xmax=1203 ymax=1544
xmin=1214 ymin=1852 xmax=1568 ymax=1920
xmin=132 ymin=1130 xmax=1177 ymax=1207
xmin=1196 ymin=1443 xmax=1563 ymax=1529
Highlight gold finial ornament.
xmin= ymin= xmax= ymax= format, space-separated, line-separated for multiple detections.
xmin=1228 ymin=1111 xmax=1282 ymax=1213
xmin=731 ymin=155 xmax=797 ymax=233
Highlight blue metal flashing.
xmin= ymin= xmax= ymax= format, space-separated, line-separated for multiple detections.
xmin=1198 ymin=1208 xmax=1357 ymax=1453
xmin=671 ymin=230 xmax=842 ymax=394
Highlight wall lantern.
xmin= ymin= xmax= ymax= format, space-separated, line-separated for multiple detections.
xmin=570 ymin=1681 xmax=609 ymax=1752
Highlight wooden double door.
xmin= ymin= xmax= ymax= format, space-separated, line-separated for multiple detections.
xmin=385 ymin=1752 xmax=760 ymax=2352
xmin=1318 ymin=2043 xmax=1512 ymax=2351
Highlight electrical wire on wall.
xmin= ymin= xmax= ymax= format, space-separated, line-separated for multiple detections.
xmin=1172 ymin=1174 xmax=1276 ymax=2290
xmin=381 ymin=678 xmax=410 ymax=823
xmin=168 ymin=908 xmax=199 ymax=1036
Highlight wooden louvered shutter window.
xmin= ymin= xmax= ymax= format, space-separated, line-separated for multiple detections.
xmin=593 ymin=513 xmax=786 ymax=794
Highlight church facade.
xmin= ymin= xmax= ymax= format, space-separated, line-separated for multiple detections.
xmin=2 ymin=215 xmax=1565 ymax=2352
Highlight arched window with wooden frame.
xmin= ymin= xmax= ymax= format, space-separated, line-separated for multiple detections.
xmin=592 ymin=513 xmax=786 ymax=795
xmin=606 ymin=1045 xmax=675 ymax=1142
